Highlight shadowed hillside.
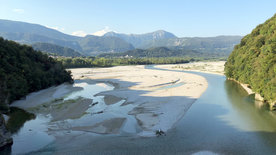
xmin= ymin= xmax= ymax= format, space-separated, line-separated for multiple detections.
xmin=0 ymin=37 xmax=73 ymax=111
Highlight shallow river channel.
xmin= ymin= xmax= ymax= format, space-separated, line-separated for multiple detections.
xmin=2 ymin=65 xmax=276 ymax=154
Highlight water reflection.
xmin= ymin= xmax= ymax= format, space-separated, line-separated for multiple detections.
xmin=6 ymin=107 xmax=35 ymax=134
xmin=3 ymin=66 xmax=276 ymax=155
xmin=5 ymin=80 xmax=116 ymax=154
xmin=11 ymin=115 xmax=54 ymax=154
xmin=221 ymin=80 xmax=276 ymax=132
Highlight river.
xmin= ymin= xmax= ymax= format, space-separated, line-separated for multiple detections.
xmin=2 ymin=65 xmax=276 ymax=154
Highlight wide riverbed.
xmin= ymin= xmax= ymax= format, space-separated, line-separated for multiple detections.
xmin=3 ymin=65 xmax=276 ymax=154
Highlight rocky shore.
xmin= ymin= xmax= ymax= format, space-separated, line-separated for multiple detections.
xmin=0 ymin=114 xmax=13 ymax=149
xmin=227 ymin=78 xmax=276 ymax=110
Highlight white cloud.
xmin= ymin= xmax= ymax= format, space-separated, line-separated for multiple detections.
xmin=45 ymin=25 xmax=65 ymax=32
xmin=92 ymin=26 xmax=113 ymax=36
xmin=12 ymin=9 xmax=25 ymax=14
xmin=71 ymin=27 xmax=115 ymax=37
xmin=71 ymin=30 xmax=87 ymax=37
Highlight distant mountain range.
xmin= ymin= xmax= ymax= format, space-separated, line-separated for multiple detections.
xmin=0 ymin=19 xmax=134 ymax=55
xmin=103 ymin=30 xmax=177 ymax=48
xmin=0 ymin=19 xmax=243 ymax=56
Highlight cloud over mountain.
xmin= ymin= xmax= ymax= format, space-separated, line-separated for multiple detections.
xmin=92 ymin=26 xmax=113 ymax=36
xmin=71 ymin=30 xmax=87 ymax=37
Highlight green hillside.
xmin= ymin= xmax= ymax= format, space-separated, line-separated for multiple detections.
xmin=225 ymin=14 xmax=276 ymax=104
xmin=32 ymin=42 xmax=82 ymax=57
xmin=0 ymin=37 xmax=73 ymax=111
xmin=78 ymin=35 xmax=134 ymax=55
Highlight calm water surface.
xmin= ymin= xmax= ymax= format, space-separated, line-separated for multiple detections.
xmin=3 ymin=65 xmax=276 ymax=155
xmin=72 ymin=66 xmax=276 ymax=155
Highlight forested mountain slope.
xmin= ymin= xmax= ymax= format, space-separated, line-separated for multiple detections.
xmin=0 ymin=37 xmax=73 ymax=111
xmin=32 ymin=42 xmax=82 ymax=57
xmin=225 ymin=14 xmax=276 ymax=104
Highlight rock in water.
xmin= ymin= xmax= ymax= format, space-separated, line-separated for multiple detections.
xmin=0 ymin=114 xmax=13 ymax=148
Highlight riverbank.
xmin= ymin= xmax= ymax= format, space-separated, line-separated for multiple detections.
xmin=0 ymin=114 xmax=13 ymax=149
xmin=69 ymin=65 xmax=208 ymax=136
xmin=155 ymin=61 xmax=226 ymax=75
xmin=156 ymin=61 xmax=275 ymax=110
xmin=227 ymin=77 xmax=276 ymax=110
xmin=8 ymin=64 xmax=208 ymax=138
xmin=5 ymin=63 xmax=276 ymax=154
xmin=11 ymin=83 xmax=82 ymax=109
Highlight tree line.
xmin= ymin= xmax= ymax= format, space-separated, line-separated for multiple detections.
xmin=56 ymin=56 xmax=218 ymax=68
xmin=0 ymin=37 xmax=73 ymax=112
xmin=225 ymin=14 xmax=276 ymax=103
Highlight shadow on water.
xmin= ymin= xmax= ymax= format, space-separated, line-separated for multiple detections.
xmin=223 ymin=80 xmax=276 ymax=132
xmin=6 ymin=107 xmax=36 ymax=134
xmin=30 ymin=65 xmax=276 ymax=155
xmin=3 ymin=65 xmax=276 ymax=154
xmin=1 ymin=78 xmax=197 ymax=155
xmin=156 ymin=65 xmax=276 ymax=154
xmin=0 ymin=108 xmax=35 ymax=155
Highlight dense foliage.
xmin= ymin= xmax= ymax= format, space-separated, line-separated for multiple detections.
xmin=99 ymin=47 xmax=198 ymax=57
xmin=56 ymin=56 xmax=222 ymax=68
xmin=0 ymin=37 xmax=73 ymax=106
xmin=225 ymin=14 xmax=276 ymax=103
xmin=99 ymin=46 xmax=227 ymax=58
xmin=32 ymin=42 xmax=82 ymax=57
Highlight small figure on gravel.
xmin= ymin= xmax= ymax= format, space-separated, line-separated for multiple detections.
xmin=156 ymin=129 xmax=166 ymax=137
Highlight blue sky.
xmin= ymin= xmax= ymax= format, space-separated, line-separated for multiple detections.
xmin=0 ymin=0 xmax=276 ymax=37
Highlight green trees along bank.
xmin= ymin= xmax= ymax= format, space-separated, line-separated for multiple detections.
xmin=225 ymin=14 xmax=276 ymax=105
xmin=0 ymin=37 xmax=73 ymax=111
xmin=56 ymin=56 xmax=198 ymax=68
